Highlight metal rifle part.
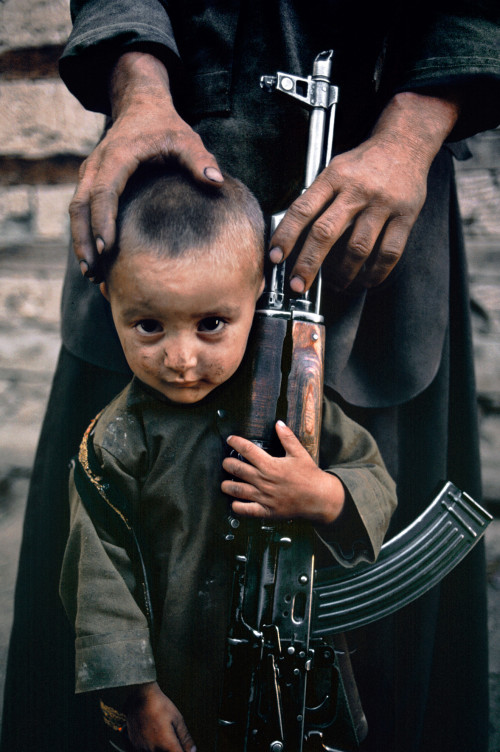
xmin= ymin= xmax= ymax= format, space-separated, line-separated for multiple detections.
xmin=260 ymin=49 xmax=338 ymax=188
xmin=219 ymin=51 xmax=348 ymax=752
xmin=225 ymin=51 xmax=337 ymax=752
xmin=261 ymin=49 xmax=338 ymax=316
xmin=218 ymin=519 xmax=318 ymax=752
xmin=301 ymin=482 xmax=493 ymax=750
xmin=312 ymin=482 xmax=493 ymax=635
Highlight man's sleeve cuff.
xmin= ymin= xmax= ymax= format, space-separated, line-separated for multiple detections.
xmin=75 ymin=629 xmax=156 ymax=693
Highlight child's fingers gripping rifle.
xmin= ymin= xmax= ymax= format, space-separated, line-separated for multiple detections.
xmin=216 ymin=52 xmax=363 ymax=752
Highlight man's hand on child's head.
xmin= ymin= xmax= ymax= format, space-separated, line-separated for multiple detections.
xmin=125 ymin=681 xmax=196 ymax=752
xmin=70 ymin=52 xmax=223 ymax=281
xmin=222 ymin=421 xmax=345 ymax=525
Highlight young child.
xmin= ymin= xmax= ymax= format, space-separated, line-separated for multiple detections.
xmin=60 ymin=162 xmax=396 ymax=752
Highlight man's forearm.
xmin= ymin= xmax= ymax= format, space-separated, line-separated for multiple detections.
xmin=109 ymin=51 xmax=173 ymax=121
xmin=372 ymin=90 xmax=461 ymax=169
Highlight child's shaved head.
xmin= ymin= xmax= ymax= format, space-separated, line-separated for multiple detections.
xmin=105 ymin=161 xmax=265 ymax=285
xmin=100 ymin=162 xmax=266 ymax=404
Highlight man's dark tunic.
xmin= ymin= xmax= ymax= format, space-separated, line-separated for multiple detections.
xmin=2 ymin=3 xmax=500 ymax=752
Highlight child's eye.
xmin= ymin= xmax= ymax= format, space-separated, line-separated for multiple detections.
xmin=135 ymin=319 xmax=162 ymax=335
xmin=198 ymin=317 xmax=226 ymax=333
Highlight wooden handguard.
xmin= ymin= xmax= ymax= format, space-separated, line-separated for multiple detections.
xmin=238 ymin=312 xmax=325 ymax=456
xmin=239 ymin=313 xmax=288 ymax=446
xmin=286 ymin=319 xmax=325 ymax=463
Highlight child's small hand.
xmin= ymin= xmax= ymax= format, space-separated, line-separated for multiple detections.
xmin=125 ymin=681 xmax=196 ymax=752
xmin=222 ymin=420 xmax=345 ymax=524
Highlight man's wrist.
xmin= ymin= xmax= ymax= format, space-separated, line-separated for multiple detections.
xmin=99 ymin=681 xmax=159 ymax=715
xmin=109 ymin=51 xmax=172 ymax=120
xmin=372 ymin=90 xmax=461 ymax=167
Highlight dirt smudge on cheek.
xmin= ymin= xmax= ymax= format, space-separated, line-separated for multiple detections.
xmin=206 ymin=361 xmax=227 ymax=379
xmin=137 ymin=351 xmax=161 ymax=378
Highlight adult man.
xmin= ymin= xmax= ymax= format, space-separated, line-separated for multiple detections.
xmin=2 ymin=2 xmax=499 ymax=752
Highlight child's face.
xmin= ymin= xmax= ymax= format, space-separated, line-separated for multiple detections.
xmin=102 ymin=246 xmax=264 ymax=404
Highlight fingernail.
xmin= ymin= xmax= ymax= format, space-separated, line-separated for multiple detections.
xmin=276 ymin=420 xmax=285 ymax=427
xmin=204 ymin=166 xmax=224 ymax=183
xmin=79 ymin=260 xmax=89 ymax=276
xmin=269 ymin=247 xmax=284 ymax=264
xmin=290 ymin=276 xmax=305 ymax=294
xmin=96 ymin=237 xmax=105 ymax=255
xmin=226 ymin=435 xmax=233 ymax=442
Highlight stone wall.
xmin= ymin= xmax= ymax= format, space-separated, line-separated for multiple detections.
xmin=0 ymin=0 xmax=104 ymax=248
xmin=0 ymin=0 xmax=104 ymax=470
xmin=455 ymin=130 xmax=500 ymax=506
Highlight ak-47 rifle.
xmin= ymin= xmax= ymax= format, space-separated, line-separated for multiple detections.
xmin=216 ymin=51 xmax=493 ymax=752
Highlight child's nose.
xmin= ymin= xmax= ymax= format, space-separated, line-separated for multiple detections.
xmin=163 ymin=340 xmax=197 ymax=373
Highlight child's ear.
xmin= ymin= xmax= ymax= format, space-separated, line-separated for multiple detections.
xmin=100 ymin=281 xmax=110 ymax=301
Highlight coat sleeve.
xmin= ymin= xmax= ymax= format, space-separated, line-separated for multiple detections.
xmin=384 ymin=5 xmax=500 ymax=138
xmin=59 ymin=0 xmax=180 ymax=114
xmin=315 ymin=397 xmax=397 ymax=568
xmin=59 ymin=464 xmax=157 ymax=694
xmin=59 ymin=1 xmax=500 ymax=135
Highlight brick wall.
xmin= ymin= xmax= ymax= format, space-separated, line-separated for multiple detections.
xmin=455 ymin=131 xmax=500 ymax=506
xmin=0 ymin=0 xmax=104 ymax=247
xmin=0 ymin=0 xmax=104 ymax=471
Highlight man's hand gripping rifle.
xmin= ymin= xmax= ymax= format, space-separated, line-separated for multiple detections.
xmin=217 ymin=51 xmax=493 ymax=752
